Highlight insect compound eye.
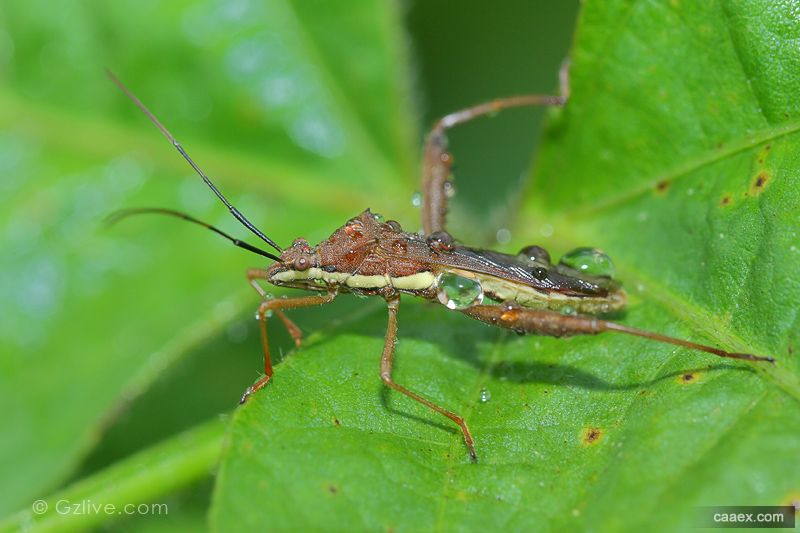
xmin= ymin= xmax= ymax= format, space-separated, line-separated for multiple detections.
xmin=518 ymin=245 xmax=551 ymax=265
xmin=294 ymin=256 xmax=311 ymax=271
xmin=344 ymin=219 xmax=364 ymax=239
xmin=427 ymin=230 xmax=454 ymax=251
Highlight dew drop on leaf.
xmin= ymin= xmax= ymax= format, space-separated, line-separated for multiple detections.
xmin=479 ymin=388 xmax=492 ymax=403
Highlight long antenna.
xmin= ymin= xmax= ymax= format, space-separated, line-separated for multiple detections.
xmin=106 ymin=208 xmax=282 ymax=261
xmin=106 ymin=70 xmax=283 ymax=253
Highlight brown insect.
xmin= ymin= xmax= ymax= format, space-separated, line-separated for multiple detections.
xmin=107 ymin=70 xmax=773 ymax=461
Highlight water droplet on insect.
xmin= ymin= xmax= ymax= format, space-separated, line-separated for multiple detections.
xmin=519 ymin=245 xmax=551 ymax=265
xmin=479 ymin=388 xmax=492 ymax=403
xmin=561 ymin=305 xmax=577 ymax=316
xmin=444 ymin=181 xmax=456 ymax=198
xmin=495 ymin=228 xmax=511 ymax=244
xmin=559 ymin=247 xmax=615 ymax=278
xmin=411 ymin=192 xmax=422 ymax=208
xmin=255 ymin=309 xmax=272 ymax=320
xmin=436 ymin=273 xmax=483 ymax=310
xmin=372 ymin=212 xmax=384 ymax=223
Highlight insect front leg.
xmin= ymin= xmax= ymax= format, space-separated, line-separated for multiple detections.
xmin=241 ymin=272 xmax=337 ymax=404
xmin=247 ymin=268 xmax=303 ymax=346
xmin=421 ymin=83 xmax=569 ymax=235
xmin=379 ymin=295 xmax=478 ymax=461
xmin=461 ymin=303 xmax=774 ymax=363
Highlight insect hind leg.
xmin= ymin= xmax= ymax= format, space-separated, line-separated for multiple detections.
xmin=460 ymin=302 xmax=774 ymax=363
xmin=420 ymin=64 xmax=569 ymax=235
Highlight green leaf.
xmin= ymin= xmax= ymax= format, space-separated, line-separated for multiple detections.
xmin=0 ymin=0 xmax=416 ymax=515
xmin=211 ymin=1 xmax=800 ymax=531
xmin=1 ymin=418 xmax=224 ymax=532
xmin=4 ymin=0 xmax=799 ymax=531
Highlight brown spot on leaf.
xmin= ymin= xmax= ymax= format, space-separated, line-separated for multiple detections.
xmin=720 ymin=195 xmax=731 ymax=206
xmin=333 ymin=418 xmax=341 ymax=426
xmin=328 ymin=484 xmax=338 ymax=494
xmin=582 ymin=427 xmax=603 ymax=445
xmin=675 ymin=372 xmax=700 ymax=385
xmin=656 ymin=180 xmax=671 ymax=194
xmin=749 ymin=171 xmax=770 ymax=196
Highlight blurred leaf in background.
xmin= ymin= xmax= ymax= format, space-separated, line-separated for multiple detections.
xmin=3 ymin=0 xmax=799 ymax=532
xmin=0 ymin=0 xmax=418 ymax=520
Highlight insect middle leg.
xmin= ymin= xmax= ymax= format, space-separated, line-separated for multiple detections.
xmin=421 ymin=72 xmax=569 ymax=235
xmin=380 ymin=295 xmax=478 ymax=461
xmin=241 ymin=268 xmax=337 ymax=404
xmin=461 ymin=303 xmax=774 ymax=363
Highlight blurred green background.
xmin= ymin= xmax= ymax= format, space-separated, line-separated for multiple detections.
xmin=1 ymin=0 xmax=578 ymax=529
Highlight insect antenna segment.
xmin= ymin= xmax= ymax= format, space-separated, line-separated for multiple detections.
xmin=105 ymin=69 xmax=283 ymax=254
xmin=106 ymin=208 xmax=281 ymax=261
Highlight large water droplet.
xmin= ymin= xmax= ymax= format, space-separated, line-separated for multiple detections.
xmin=436 ymin=272 xmax=483 ymax=309
xmin=479 ymin=388 xmax=492 ymax=403
xmin=559 ymin=247 xmax=615 ymax=278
